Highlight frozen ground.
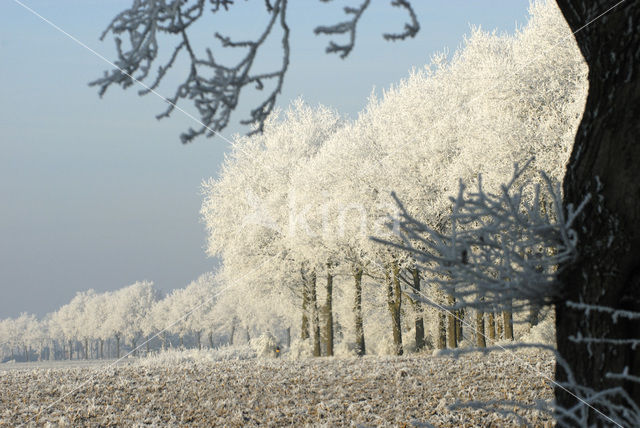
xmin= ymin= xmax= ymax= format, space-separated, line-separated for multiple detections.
xmin=1 ymin=349 xmax=554 ymax=427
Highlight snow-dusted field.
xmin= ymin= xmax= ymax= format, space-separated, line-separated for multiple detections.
xmin=1 ymin=349 xmax=554 ymax=427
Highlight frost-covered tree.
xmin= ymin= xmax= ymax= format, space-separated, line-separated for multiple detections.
xmin=104 ymin=281 xmax=159 ymax=357
xmin=50 ymin=291 xmax=97 ymax=359
xmin=202 ymin=100 xmax=341 ymax=349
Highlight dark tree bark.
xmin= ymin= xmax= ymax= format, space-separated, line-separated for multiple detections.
xmin=325 ymin=266 xmax=334 ymax=357
xmin=353 ymin=266 xmax=366 ymax=356
xmin=411 ymin=268 xmax=426 ymax=351
xmin=554 ymin=1 xmax=640 ymax=425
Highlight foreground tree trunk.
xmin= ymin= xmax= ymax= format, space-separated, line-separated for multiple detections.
xmin=387 ymin=261 xmax=403 ymax=356
xmin=325 ymin=267 xmax=334 ymax=356
xmin=353 ymin=266 xmax=366 ymax=356
xmin=554 ymin=2 xmax=640 ymax=425
xmin=411 ymin=268 xmax=425 ymax=351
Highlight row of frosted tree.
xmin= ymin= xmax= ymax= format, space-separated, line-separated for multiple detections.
xmin=0 ymin=1 xmax=586 ymax=362
xmin=200 ymin=2 xmax=586 ymax=357
xmin=0 ymin=276 xmax=242 ymax=362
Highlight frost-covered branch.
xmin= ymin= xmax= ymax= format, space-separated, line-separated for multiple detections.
xmin=93 ymin=0 xmax=419 ymax=142
xmin=91 ymin=0 xmax=290 ymax=143
xmin=314 ymin=0 xmax=419 ymax=58
xmin=566 ymin=301 xmax=640 ymax=322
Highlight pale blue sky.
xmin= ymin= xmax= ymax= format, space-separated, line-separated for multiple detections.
xmin=0 ymin=0 xmax=530 ymax=317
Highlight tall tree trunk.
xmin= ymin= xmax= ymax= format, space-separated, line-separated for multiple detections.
xmin=387 ymin=261 xmax=403 ymax=355
xmin=300 ymin=268 xmax=310 ymax=341
xmin=309 ymin=270 xmax=321 ymax=357
xmin=496 ymin=314 xmax=503 ymax=340
xmin=100 ymin=339 xmax=104 ymax=359
xmin=476 ymin=311 xmax=486 ymax=348
xmin=196 ymin=331 xmax=202 ymax=350
xmin=353 ymin=266 xmax=366 ymax=356
xmin=84 ymin=338 xmax=89 ymax=359
xmin=437 ymin=312 xmax=447 ymax=350
xmin=411 ymin=268 xmax=425 ymax=351
xmin=229 ymin=321 xmax=236 ymax=345
xmin=528 ymin=305 xmax=541 ymax=329
xmin=554 ymin=2 xmax=640 ymax=423
xmin=502 ymin=310 xmax=513 ymax=341
xmin=69 ymin=340 xmax=73 ymax=360
xmin=455 ymin=309 xmax=464 ymax=344
xmin=209 ymin=332 xmax=214 ymax=349
xmin=325 ymin=267 xmax=334 ymax=357
xmin=447 ymin=294 xmax=457 ymax=348
xmin=487 ymin=312 xmax=496 ymax=341
xmin=285 ymin=327 xmax=291 ymax=348
xmin=115 ymin=335 xmax=120 ymax=359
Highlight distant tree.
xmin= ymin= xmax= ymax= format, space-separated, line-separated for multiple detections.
xmin=105 ymin=281 xmax=159 ymax=357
